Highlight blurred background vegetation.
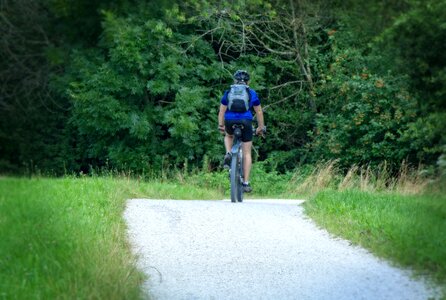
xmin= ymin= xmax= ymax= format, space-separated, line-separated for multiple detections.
xmin=1 ymin=0 xmax=445 ymax=177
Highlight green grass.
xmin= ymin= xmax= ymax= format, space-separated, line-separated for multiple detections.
xmin=2 ymin=171 xmax=444 ymax=298
xmin=179 ymin=166 xmax=299 ymax=199
xmin=0 ymin=176 xmax=221 ymax=299
xmin=304 ymin=189 xmax=446 ymax=285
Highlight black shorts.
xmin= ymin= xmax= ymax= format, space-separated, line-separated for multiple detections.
xmin=225 ymin=119 xmax=253 ymax=142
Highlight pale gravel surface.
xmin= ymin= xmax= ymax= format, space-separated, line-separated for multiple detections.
xmin=124 ymin=199 xmax=440 ymax=300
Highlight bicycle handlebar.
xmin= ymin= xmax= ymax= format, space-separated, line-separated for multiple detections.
xmin=218 ymin=124 xmax=267 ymax=137
xmin=253 ymin=126 xmax=267 ymax=137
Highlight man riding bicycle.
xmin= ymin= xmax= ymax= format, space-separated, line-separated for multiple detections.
xmin=218 ymin=70 xmax=265 ymax=193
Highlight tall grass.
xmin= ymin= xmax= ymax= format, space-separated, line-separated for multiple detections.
xmin=288 ymin=160 xmax=433 ymax=197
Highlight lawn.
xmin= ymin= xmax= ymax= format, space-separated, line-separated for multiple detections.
xmin=0 ymin=176 xmax=220 ymax=299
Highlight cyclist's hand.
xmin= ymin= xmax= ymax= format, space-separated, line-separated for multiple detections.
xmin=256 ymin=126 xmax=266 ymax=137
xmin=218 ymin=125 xmax=225 ymax=134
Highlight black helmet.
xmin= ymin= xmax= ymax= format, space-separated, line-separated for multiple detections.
xmin=233 ymin=70 xmax=250 ymax=83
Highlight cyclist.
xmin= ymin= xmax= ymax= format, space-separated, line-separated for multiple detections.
xmin=218 ymin=70 xmax=265 ymax=193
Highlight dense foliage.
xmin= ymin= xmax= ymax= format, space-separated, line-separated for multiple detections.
xmin=1 ymin=0 xmax=445 ymax=175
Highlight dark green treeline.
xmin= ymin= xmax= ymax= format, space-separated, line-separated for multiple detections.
xmin=1 ymin=0 xmax=445 ymax=175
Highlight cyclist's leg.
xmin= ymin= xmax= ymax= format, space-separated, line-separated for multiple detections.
xmin=239 ymin=119 xmax=253 ymax=183
xmin=224 ymin=120 xmax=235 ymax=153
xmin=224 ymin=134 xmax=234 ymax=153
xmin=242 ymin=141 xmax=252 ymax=182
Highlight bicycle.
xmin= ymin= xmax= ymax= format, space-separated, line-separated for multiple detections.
xmin=228 ymin=124 xmax=266 ymax=203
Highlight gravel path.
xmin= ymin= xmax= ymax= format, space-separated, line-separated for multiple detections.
xmin=124 ymin=199 xmax=440 ymax=300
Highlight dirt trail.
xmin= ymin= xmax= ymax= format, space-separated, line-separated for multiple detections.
xmin=125 ymin=199 xmax=440 ymax=300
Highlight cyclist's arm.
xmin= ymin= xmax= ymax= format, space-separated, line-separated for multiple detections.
xmin=219 ymin=91 xmax=229 ymax=126
xmin=253 ymin=105 xmax=265 ymax=130
xmin=218 ymin=104 xmax=227 ymax=131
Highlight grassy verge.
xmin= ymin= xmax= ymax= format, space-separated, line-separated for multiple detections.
xmin=292 ymin=161 xmax=446 ymax=290
xmin=0 ymin=176 xmax=220 ymax=299
xmin=1 ymin=163 xmax=444 ymax=298
xmin=304 ymin=189 xmax=446 ymax=286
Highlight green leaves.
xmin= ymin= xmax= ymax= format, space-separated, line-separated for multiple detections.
xmin=146 ymin=80 xmax=170 ymax=95
xmin=128 ymin=112 xmax=152 ymax=140
xmin=312 ymin=41 xmax=423 ymax=168
xmin=64 ymin=9 xmax=227 ymax=171
xmin=2 ymin=0 xmax=444 ymax=175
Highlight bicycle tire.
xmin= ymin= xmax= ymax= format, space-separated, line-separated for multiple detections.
xmin=237 ymin=150 xmax=244 ymax=202
xmin=230 ymin=151 xmax=238 ymax=203
xmin=230 ymin=148 xmax=241 ymax=203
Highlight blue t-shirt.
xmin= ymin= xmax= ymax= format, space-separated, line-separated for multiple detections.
xmin=221 ymin=88 xmax=261 ymax=120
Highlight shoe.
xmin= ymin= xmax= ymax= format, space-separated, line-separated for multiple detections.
xmin=223 ymin=152 xmax=232 ymax=169
xmin=242 ymin=183 xmax=252 ymax=193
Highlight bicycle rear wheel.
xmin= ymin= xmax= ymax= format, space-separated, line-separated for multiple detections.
xmin=237 ymin=151 xmax=244 ymax=202
xmin=230 ymin=148 xmax=242 ymax=203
